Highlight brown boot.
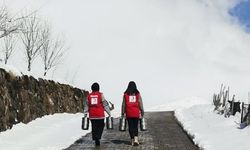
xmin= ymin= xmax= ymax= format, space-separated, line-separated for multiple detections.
xmin=134 ymin=136 xmax=139 ymax=146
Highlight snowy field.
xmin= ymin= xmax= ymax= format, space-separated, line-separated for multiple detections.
xmin=0 ymin=96 xmax=249 ymax=150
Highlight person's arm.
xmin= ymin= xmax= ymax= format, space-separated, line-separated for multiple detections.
xmin=102 ymin=94 xmax=111 ymax=116
xmin=138 ymin=94 xmax=144 ymax=117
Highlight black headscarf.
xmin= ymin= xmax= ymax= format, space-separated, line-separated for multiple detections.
xmin=91 ymin=82 xmax=100 ymax=92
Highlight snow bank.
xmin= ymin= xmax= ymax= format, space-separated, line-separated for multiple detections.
xmin=0 ymin=113 xmax=90 ymax=150
xmin=175 ymin=103 xmax=249 ymax=150
xmin=148 ymin=96 xmax=250 ymax=150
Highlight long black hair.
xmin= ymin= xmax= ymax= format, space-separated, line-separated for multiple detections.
xmin=124 ymin=81 xmax=140 ymax=95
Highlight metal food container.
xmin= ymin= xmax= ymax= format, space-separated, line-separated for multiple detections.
xmin=81 ymin=116 xmax=89 ymax=130
xmin=119 ymin=117 xmax=127 ymax=131
xmin=140 ymin=117 xmax=147 ymax=131
xmin=106 ymin=117 xmax=114 ymax=129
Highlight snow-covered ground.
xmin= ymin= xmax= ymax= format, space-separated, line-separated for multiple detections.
xmin=0 ymin=113 xmax=89 ymax=150
xmin=175 ymin=104 xmax=249 ymax=150
xmin=1 ymin=96 xmax=249 ymax=150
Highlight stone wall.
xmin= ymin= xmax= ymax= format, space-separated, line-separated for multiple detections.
xmin=0 ymin=68 xmax=88 ymax=132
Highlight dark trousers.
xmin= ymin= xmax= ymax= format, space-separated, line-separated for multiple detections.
xmin=127 ymin=118 xmax=139 ymax=139
xmin=90 ymin=119 xmax=105 ymax=141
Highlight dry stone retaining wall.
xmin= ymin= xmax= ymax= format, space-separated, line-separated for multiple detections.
xmin=0 ymin=68 xmax=88 ymax=132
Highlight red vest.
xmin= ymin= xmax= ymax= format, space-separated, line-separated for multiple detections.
xmin=87 ymin=92 xmax=105 ymax=118
xmin=124 ymin=93 xmax=140 ymax=118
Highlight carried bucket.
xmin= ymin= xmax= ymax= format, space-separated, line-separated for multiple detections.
xmin=119 ymin=116 xmax=127 ymax=131
xmin=106 ymin=117 xmax=114 ymax=129
xmin=81 ymin=116 xmax=89 ymax=130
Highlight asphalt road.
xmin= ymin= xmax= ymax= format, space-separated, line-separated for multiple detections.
xmin=64 ymin=111 xmax=199 ymax=150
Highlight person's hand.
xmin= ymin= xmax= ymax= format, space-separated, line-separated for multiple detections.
xmin=121 ymin=113 xmax=125 ymax=117
xmin=83 ymin=113 xmax=88 ymax=117
xmin=109 ymin=101 xmax=114 ymax=110
xmin=141 ymin=112 xmax=144 ymax=118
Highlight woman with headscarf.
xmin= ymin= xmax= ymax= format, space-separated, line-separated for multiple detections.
xmin=84 ymin=82 xmax=111 ymax=146
xmin=121 ymin=81 xmax=144 ymax=146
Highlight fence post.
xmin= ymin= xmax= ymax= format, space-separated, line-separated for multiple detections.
xmin=231 ymin=95 xmax=235 ymax=115
xmin=247 ymin=104 xmax=250 ymax=125
xmin=241 ymin=102 xmax=244 ymax=123
xmin=248 ymin=92 xmax=250 ymax=104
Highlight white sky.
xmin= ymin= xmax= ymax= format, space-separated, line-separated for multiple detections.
xmin=2 ymin=0 xmax=250 ymax=108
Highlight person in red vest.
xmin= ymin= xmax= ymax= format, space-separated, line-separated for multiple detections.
xmin=121 ymin=81 xmax=144 ymax=146
xmin=84 ymin=82 xmax=111 ymax=146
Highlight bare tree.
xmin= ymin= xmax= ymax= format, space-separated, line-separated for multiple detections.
xmin=1 ymin=34 xmax=16 ymax=64
xmin=0 ymin=6 xmax=11 ymax=38
xmin=0 ymin=6 xmax=8 ymax=31
xmin=0 ymin=6 xmax=25 ymax=39
xmin=20 ymin=14 xmax=44 ymax=71
xmin=40 ymin=24 xmax=67 ymax=76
